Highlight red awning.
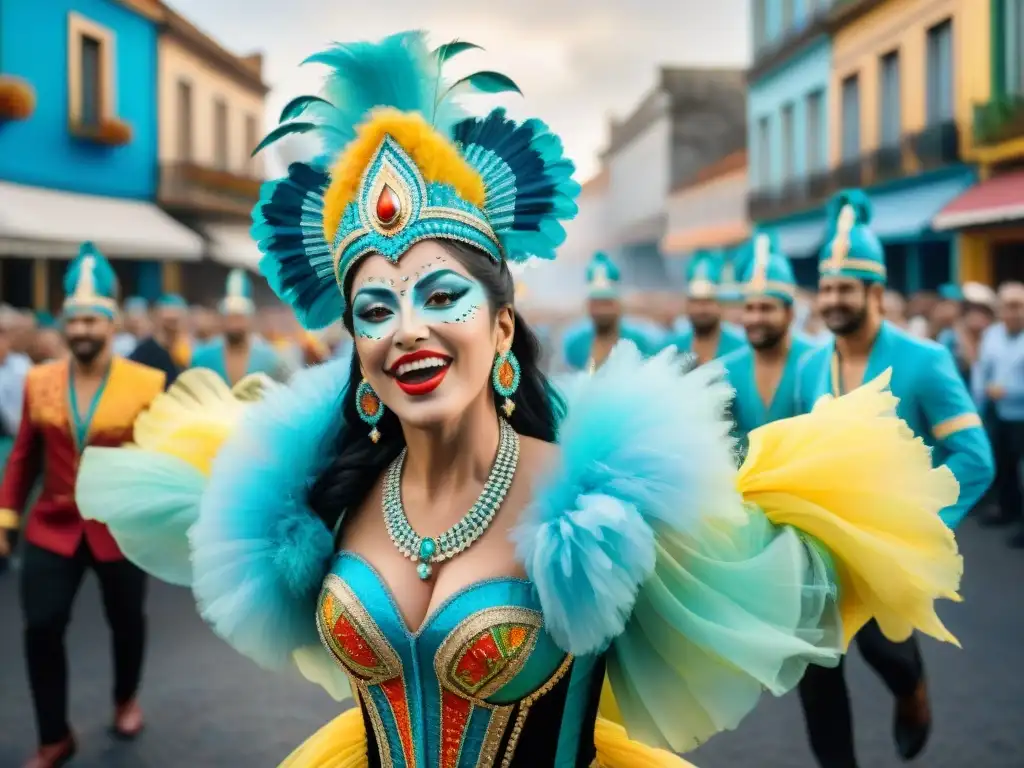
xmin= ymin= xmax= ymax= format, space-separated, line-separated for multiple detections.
xmin=933 ymin=169 xmax=1024 ymax=231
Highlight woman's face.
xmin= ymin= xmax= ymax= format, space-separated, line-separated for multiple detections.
xmin=349 ymin=240 xmax=512 ymax=429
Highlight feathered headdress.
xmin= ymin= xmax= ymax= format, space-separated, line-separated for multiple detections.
xmin=739 ymin=229 xmax=796 ymax=305
xmin=63 ymin=241 xmax=119 ymax=319
xmin=819 ymin=189 xmax=886 ymax=284
xmin=251 ymin=31 xmax=580 ymax=329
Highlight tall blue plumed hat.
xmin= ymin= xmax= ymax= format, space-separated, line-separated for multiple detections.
xmin=740 ymin=229 xmax=797 ymax=305
xmin=586 ymin=252 xmax=620 ymax=299
xmin=819 ymin=189 xmax=886 ymax=284
xmin=156 ymin=293 xmax=188 ymax=310
xmin=251 ymin=31 xmax=580 ymax=329
xmin=937 ymin=283 xmax=963 ymax=302
xmin=685 ymin=250 xmax=720 ymax=300
xmin=218 ymin=269 xmax=255 ymax=316
xmin=716 ymin=248 xmax=744 ymax=303
xmin=123 ymin=296 xmax=148 ymax=316
xmin=63 ymin=241 xmax=119 ymax=319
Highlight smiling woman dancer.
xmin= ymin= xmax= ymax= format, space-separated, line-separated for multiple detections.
xmin=75 ymin=31 xmax=964 ymax=768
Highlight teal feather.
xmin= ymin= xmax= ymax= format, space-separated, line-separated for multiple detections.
xmin=251 ymin=121 xmax=320 ymax=157
xmin=433 ymin=40 xmax=483 ymax=61
xmin=826 ymin=188 xmax=873 ymax=231
xmin=278 ymin=95 xmax=334 ymax=123
xmin=190 ymin=358 xmax=348 ymax=671
xmin=446 ymin=71 xmax=522 ymax=97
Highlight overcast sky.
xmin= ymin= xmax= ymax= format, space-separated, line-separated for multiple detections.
xmin=166 ymin=0 xmax=750 ymax=180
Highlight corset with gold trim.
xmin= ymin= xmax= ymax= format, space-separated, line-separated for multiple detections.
xmin=316 ymin=553 xmax=605 ymax=768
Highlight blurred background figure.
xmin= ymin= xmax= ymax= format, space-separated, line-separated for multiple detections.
xmin=905 ymin=290 xmax=937 ymax=337
xmin=938 ymin=282 xmax=997 ymax=383
xmin=191 ymin=269 xmax=288 ymax=385
xmin=929 ymin=284 xmax=963 ymax=341
xmin=188 ymin=305 xmax=221 ymax=348
xmin=972 ymin=282 xmax=1024 ymax=545
xmin=128 ymin=294 xmax=190 ymax=387
xmin=883 ymin=289 xmax=909 ymax=329
xmin=27 ymin=316 xmax=66 ymax=365
xmin=674 ymin=250 xmax=746 ymax=365
xmin=113 ymin=297 xmax=151 ymax=358
xmin=561 ymin=252 xmax=661 ymax=372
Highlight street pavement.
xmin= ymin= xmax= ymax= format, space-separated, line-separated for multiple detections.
xmin=1 ymin=516 xmax=1022 ymax=768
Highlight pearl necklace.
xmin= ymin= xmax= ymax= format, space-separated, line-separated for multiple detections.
xmin=383 ymin=418 xmax=520 ymax=580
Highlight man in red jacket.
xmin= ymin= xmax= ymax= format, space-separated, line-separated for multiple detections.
xmin=0 ymin=243 xmax=165 ymax=768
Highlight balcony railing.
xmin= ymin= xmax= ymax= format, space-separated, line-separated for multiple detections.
xmin=910 ymin=120 xmax=960 ymax=169
xmin=973 ymin=94 xmax=1024 ymax=147
xmin=867 ymin=144 xmax=905 ymax=184
xmin=747 ymin=169 xmax=832 ymax=221
xmin=158 ymin=162 xmax=263 ymax=218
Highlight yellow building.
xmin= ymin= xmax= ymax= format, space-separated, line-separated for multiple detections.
xmin=932 ymin=0 xmax=1024 ymax=285
xmin=156 ymin=8 xmax=269 ymax=302
xmin=827 ymin=0 xmax=988 ymax=291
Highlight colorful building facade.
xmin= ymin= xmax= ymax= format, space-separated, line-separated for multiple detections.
xmin=827 ymin=0 xmax=987 ymax=292
xmin=934 ymin=0 xmax=1024 ymax=285
xmin=747 ymin=0 xmax=836 ymax=287
xmin=155 ymin=6 xmax=270 ymax=304
xmin=0 ymin=0 xmax=202 ymax=310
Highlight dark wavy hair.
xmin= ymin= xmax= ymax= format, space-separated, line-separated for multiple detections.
xmin=306 ymin=240 xmax=565 ymax=536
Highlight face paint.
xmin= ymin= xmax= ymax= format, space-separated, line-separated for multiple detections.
xmin=351 ymin=268 xmax=485 ymax=339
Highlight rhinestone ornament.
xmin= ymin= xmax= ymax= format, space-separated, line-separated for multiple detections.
xmin=383 ymin=418 xmax=520 ymax=580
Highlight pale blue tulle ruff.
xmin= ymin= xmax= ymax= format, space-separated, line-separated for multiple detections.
xmin=77 ymin=449 xmax=206 ymax=586
xmin=515 ymin=344 xmax=742 ymax=656
xmin=189 ymin=358 xmax=349 ymax=671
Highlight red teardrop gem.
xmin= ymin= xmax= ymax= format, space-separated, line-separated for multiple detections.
xmin=376 ymin=185 xmax=400 ymax=226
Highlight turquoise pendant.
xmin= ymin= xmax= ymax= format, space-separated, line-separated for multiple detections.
xmin=417 ymin=538 xmax=436 ymax=580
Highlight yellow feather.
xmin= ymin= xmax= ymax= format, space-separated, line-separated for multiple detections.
xmin=132 ymin=369 xmax=255 ymax=476
xmin=322 ymin=109 xmax=487 ymax=244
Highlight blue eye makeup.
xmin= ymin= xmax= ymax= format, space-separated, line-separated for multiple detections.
xmin=413 ymin=270 xmax=485 ymax=324
xmin=350 ymin=268 xmax=485 ymax=339
xmin=352 ymin=287 xmax=399 ymax=339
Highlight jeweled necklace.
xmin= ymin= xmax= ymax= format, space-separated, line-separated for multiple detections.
xmin=383 ymin=418 xmax=520 ymax=580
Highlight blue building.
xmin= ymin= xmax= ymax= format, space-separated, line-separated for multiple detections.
xmin=0 ymin=0 xmax=201 ymax=310
xmin=747 ymin=0 xmax=836 ymax=288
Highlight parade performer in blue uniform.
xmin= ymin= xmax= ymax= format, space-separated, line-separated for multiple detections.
xmin=75 ymin=33 xmax=964 ymax=768
xmin=721 ymin=231 xmax=813 ymax=451
xmin=191 ymin=268 xmax=288 ymax=385
xmin=793 ymin=190 xmax=994 ymax=768
xmin=1 ymin=244 xmax=165 ymax=768
xmin=561 ymin=252 xmax=662 ymax=372
xmin=674 ymin=250 xmax=746 ymax=365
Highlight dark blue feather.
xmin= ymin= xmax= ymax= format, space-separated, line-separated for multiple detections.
xmin=278 ymin=95 xmax=334 ymax=123
xmin=251 ymin=122 xmax=319 ymax=157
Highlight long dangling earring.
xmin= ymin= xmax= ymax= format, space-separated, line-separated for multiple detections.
xmin=492 ymin=349 xmax=521 ymax=418
xmin=355 ymin=378 xmax=384 ymax=443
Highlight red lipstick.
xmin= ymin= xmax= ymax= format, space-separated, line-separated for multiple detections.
xmin=388 ymin=350 xmax=452 ymax=397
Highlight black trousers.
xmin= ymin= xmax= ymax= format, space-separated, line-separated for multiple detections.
xmin=992 ymin=416 xmax=1024 ymax=522
xmin=797 ymin=619 xmax=923 ymax=768
xmin=19 ymin=541 xmax=147 ymax=745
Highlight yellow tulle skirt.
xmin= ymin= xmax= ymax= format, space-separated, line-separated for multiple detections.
xmin=279 ymin=708 xmax=696 ymax=768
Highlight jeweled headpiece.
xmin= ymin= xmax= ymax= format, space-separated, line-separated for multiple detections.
xmin=251 ymin=31 xmax=580 ymax=328
xmin=819 ymin=189 xmax=886 ymax=284
xmin=63 ymin=242 xmax=119 ymax=320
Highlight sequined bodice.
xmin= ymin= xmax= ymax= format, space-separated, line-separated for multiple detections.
xmin=316 ymin=552 xmax=604 ymax=767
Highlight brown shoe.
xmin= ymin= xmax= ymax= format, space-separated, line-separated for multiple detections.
xmin=111 ymin=699 xmax=145 ymax=740
xmin=894 ymin=680 xmax=931 ymax=761
xmin=22 ymin=735 xmax=76 ymax=768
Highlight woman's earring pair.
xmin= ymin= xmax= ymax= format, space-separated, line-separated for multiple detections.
xmin=355 ymin=350 xmax=521 ymax=441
